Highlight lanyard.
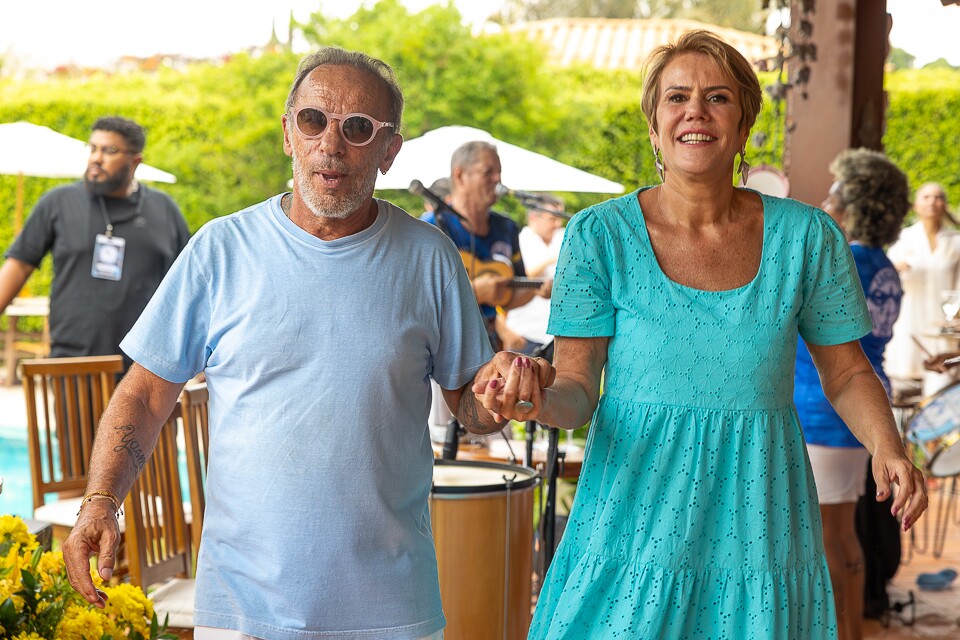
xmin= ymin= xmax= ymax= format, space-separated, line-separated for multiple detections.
xmin=97 ymin=185 xmax=145 ymax=238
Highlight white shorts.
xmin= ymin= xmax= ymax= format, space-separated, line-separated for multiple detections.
xmin=195 ymin=627 xmax=443 ymax=640
xmin=807 ymin=444 xmax=870 ymax=505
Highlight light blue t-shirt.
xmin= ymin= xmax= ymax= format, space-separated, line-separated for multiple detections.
xmin=121 ymin=195 xmax=493 ymax=640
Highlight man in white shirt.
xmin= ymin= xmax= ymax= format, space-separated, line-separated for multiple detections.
xmin=500 ymin=195 xmax=567 ymax=355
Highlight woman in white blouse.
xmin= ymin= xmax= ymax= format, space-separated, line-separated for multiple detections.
xmin=886 ymin=183 xmax=960 ymax=393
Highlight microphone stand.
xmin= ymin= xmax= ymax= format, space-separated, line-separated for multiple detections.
xmin=523 ymin=340 xmax=565 ymax=578
xmin=516 ymin=200 xmax=571 ymax=219
xmin=543 ymin=426 xmax=564 ymax=570
xmin=441 ymin=416 xmax=461 ymax=461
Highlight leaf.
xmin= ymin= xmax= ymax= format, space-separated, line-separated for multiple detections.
xmin=20 ymin=568 xmax=38 ymax=591
xmin=0 ymin=596 xmax=16 ymax=623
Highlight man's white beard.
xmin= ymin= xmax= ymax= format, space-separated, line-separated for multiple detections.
xmin=291 ymin=150 xmax=376 ymax=220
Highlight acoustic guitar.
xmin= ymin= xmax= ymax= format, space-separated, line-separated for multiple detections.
xmin=460 ymin=250 xmax=545 ymax=306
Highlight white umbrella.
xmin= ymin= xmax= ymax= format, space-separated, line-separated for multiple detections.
xmin=0 ymin=121 xmax=177 ymax=229
xmin=375 ymin=125 xmax=624 ymax=193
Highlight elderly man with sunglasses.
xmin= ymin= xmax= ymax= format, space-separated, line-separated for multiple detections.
xmin=62 ymin=47 xmax=553 ymax=640
xmin=0 ymin=116 xmax=189 ymax=371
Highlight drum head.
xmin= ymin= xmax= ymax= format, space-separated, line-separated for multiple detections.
xmin=929 ymin=434 xmax=960 ymax=478
xmin=909 ymin=381 xmax=960 ymax=443
xmin=432 ymin=459 xmax=538 ymax=494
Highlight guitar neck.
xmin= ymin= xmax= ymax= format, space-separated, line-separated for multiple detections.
xmin=512 ymin=277 xmax=545 ymax=289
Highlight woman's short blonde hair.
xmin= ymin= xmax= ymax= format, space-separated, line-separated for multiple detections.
xmin=641 ymin=30 xmax=763 ymax=136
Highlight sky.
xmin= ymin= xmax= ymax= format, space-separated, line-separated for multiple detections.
xmin=0 ymin=0 xmax=957 ymax=70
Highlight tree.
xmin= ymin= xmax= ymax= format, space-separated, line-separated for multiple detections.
xmin=887 ymin=47 xmax=916 ymax=70
xmin=297 ymin=0 xmax=564 ymax=146
xmin=495 ymin=0 xmax=765 ymax=32
xmin=496 ymin=0 xmax=642 ymax=22
xmin=923 ymin=57 xmax=958 ymax=71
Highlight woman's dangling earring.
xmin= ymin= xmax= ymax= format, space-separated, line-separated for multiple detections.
xmin=738 ymin=148 xmax=751 ymax=187
xmin=653 ymin=146 xmax=664 ymax=183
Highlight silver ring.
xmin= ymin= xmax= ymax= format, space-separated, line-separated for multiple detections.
xmin=515 ymin=400 xmax=534 ymax=412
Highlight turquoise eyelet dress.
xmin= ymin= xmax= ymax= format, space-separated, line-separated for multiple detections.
xmin=529 ymin=188 xmax=872 ymax=639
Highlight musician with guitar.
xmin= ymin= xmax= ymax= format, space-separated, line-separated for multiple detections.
xmin=420 ymin=140 xmax=551 ymax=349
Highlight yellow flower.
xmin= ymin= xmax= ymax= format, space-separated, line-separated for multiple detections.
xmin=0 ymin=516 xmax=166 ymax=640
xmin=103 ymin=582 xmax=154 ymax=637
xmin=0 ymin=577 xmax=25 ymax=609
xmin=0 ymin=515 xmax=38 ymax=557
xmin=87 ymin=566 xmax=105 ymax=589
xmin=0 ymin=576 xmax=23 ymax=608
xmin=57 ymin=603 xmax=107 ymax=640
xmin=0 ymin=515 xmax=34 ymax=545
xmin=36 ymin=550 xmax=64 ymax=591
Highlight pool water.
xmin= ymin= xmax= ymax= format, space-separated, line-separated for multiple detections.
xmin=0 ymin=427 xmax=191 ymax=520
xmin=0 ymin=429 xmax=33 ymax=518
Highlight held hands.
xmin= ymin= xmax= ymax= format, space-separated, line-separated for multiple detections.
xmin=872 ymin=443 xmax=928 ymax=531
xmin=61 ymin=498 xmax=121 ymax=608
xmin=472 ymin=352 xmax=556 ymax=423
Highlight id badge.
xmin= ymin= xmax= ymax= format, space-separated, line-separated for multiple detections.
xmin=91 ymin=234 xmax=126 ymax=281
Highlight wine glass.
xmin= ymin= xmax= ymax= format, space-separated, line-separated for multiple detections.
xmin=941 ymin=290 xmax=960 ymax=330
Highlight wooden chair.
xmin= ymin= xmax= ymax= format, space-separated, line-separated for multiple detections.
xmin=20 ymin=355 xmax=124 ymax=536
xmin=2 ymin=296 xmax=50 ymax=386
xmin=124 ymin=401 xmax=194 ymax=629
xmin=180 ymin=381 xmax=209 ymax=569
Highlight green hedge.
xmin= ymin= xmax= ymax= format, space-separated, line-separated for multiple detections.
xmin=0 ymin=37 xmax=957 ymax=302
xmin=884 ymin=69 xmax=960 ymax=215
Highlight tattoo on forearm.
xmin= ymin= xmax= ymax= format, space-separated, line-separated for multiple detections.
xmin=113 ymin=424 xmax=146 ymax=473
xmin=460 ymin=393 xmax=481 ymax=427
xmin=459 ymin=392 xmax=503 ymax=434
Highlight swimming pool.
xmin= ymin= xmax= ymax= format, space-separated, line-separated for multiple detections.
xmin=0 ymin=426 xmax=191 ymax=520
xmin=0 ymin=427 xmax=34 ymax=518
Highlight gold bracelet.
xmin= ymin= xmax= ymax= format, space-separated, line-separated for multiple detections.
xmin=77 ymin=490 xmax=124 ymax=518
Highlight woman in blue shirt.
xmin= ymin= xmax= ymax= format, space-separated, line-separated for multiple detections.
xmin=794 ymin=148 xmax=911 ymax=640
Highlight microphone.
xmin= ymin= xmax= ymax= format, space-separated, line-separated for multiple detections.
xmin=495 ymin=184 xmax=571 ymax=219
xmin=441 ymin=417 xmax=460 ymax=461
xmin=409 ymin=180 xmax=467 ymax=222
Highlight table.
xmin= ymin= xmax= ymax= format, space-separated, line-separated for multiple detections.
xmin=2 ymin=296 xmax=49 ymax=386
xmin=433 ymin=438 xmax=584 ymax=479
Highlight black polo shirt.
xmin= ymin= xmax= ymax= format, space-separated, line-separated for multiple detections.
xmin=6 ymin=182 xmax=190 ymax=368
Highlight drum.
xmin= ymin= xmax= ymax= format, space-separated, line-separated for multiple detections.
xmin=907 ymin=381 xmax=960 ymax=477
xmin=431 ymin=460 xmax=539 ymax=640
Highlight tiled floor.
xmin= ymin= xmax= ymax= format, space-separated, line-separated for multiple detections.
xmin=864 ymin=483 xmax=960 ymax=639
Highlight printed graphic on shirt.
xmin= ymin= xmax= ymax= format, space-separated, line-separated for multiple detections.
xmin=868 ymin=266 xmax=902 ymax=338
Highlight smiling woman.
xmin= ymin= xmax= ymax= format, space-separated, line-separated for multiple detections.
xmin=470 ymin=29 xmax=930 ymax=640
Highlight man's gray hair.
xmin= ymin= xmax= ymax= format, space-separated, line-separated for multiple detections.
xmin=451 ymin=140 xmax=498 ymax=174
xmin=285 ymin=46 xmax=404 ymax=133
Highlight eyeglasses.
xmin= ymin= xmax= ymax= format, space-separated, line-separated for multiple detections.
xmin=86 ymin=143 xmax=134 ymax=157
xmin=291 ymin=107 xmax=395 ymax=147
